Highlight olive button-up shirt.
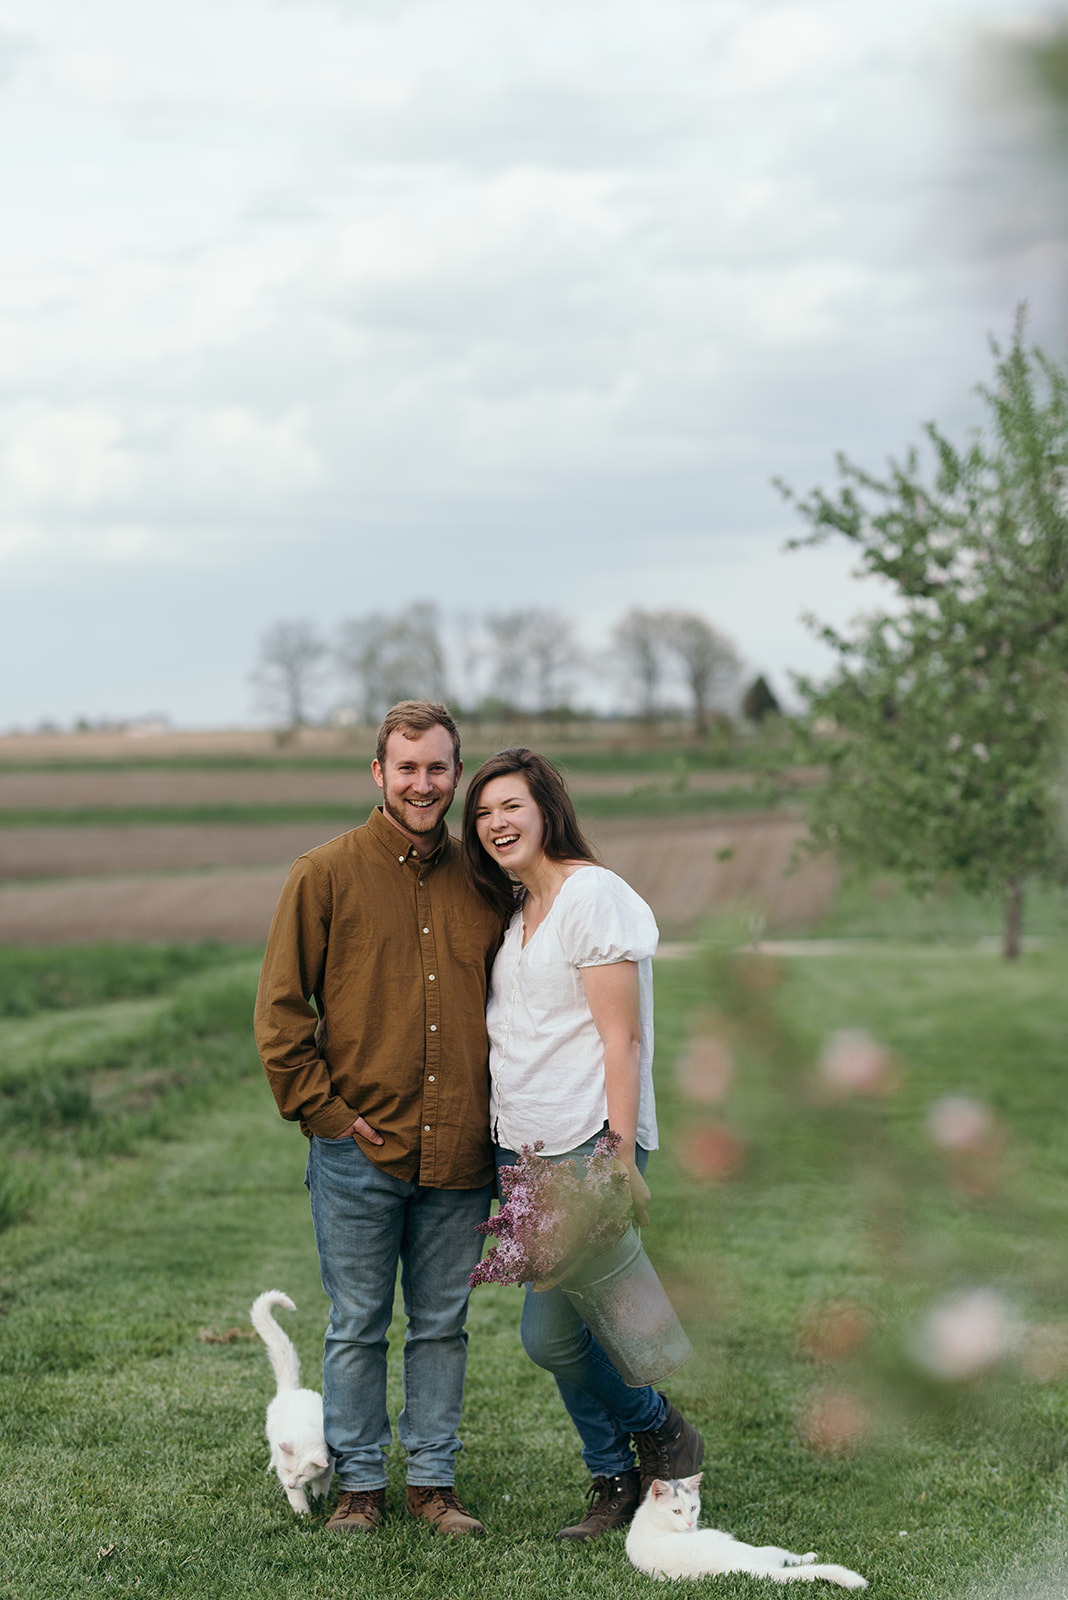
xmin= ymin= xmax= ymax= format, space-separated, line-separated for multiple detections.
xmin=254 ymin=806 xmax=502 ymax=1188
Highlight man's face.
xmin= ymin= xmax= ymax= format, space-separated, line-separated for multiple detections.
xmin=372 ymin=726 xmax=460 ymax=850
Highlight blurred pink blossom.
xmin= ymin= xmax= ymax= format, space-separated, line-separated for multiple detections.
xmin=800 ymin=1387 xmax=871 ymax=1453
xmin=676 ymin=1035 xmax=734 ymax=1104
xmin=816 ymin=1030 xmax=899 ymax=1100
xmin=679 ymin=1122 xmax=747 ymax=1184
xmin=908 ymin=1288 xmax=1020 ymax=1381
xmin=925 ymin=1096 xmax=995 ymax=1152
xmin=924 ymin=1096 xmax=1006 ymax=1196
xmin=800 ymin=1302 xmax=874 ymax=1364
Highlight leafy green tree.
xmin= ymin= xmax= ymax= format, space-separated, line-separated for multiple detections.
xmin=778 ymin=312 xmax=1068 ymax=958
xmin=741 ymin=674 xmax=781 ymax=723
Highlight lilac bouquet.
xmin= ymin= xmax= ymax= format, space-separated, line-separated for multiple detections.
xmin=470 ymin=1130 xmax=634 ymax=1288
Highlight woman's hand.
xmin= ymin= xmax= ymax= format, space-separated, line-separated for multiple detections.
xmin=613 ymin=1155 xmax=651 ymax=1227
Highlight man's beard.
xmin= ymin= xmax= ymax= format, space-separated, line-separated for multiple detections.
xmin=382 ymin=790 xmax=451 ymax=837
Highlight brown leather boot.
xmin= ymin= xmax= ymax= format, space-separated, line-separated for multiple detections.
xmin=405 ymin=1484 xmax=485 ymax=1536
xmin=326 ymin=1487 xmax=386 ymax=1533
xmin=555 ymin=1470 xmax=642 ymax=1541
xmin=632 ymin=1392 xmax=705 ymax=1496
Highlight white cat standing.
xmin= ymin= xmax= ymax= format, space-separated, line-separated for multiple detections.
xmin=626 ymin=1476 xmax=868 ymax=1589
xmin=250 ymin=1291 xmax=334 ymax=1515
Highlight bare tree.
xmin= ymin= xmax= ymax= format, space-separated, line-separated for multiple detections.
xmin=450 ymin=610 xmax=488 ymax=717
xmin=251 ymin=618 xmax=330 ymax=729
xmin=336 ymin=603 xmax=447 ymax=722
xmin=484 ymin=609 xmax=584 ymax=714
xmin=611 ymin=608 xmax=668 ymax=721
xmin=660 ymin=610 xmax=742 ymax=736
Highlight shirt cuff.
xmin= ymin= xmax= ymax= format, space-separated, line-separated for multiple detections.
xmin=304 ymin=1104 xmax=357 ymax=1140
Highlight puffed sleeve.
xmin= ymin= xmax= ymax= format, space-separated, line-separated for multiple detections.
xmin=556 ymin=868 xmax=659 ymax=967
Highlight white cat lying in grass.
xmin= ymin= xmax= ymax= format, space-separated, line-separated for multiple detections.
xmin=626 ymin=1475 xmax=867 ymax=1589
xmin=250 ymin=1291 xmax=333 ymax=1515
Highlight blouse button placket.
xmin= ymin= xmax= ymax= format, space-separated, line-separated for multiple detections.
xmin=494 ymin=926 xmax=522 ymax=1132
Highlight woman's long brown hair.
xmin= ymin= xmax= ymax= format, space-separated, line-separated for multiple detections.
xmin=461 ymin=747 xmax=599 ymax=923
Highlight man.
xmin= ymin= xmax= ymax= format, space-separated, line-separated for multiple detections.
xmin=254 ymin=700 xmax=502 ymax=1537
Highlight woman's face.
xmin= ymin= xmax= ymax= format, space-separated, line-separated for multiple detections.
xmin=473 ymin=772 xmax=546 ymax=877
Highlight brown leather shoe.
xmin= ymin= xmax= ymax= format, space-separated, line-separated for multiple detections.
xmin=326 ymin=1487 xmax=386 ymax=1533
xmin=406 ymin=1484 xmax=485 ymax=1536
xmin=632 ymin=1392 xmax=705 ymax=1496
xmin=555 ymin=1470 xmax=641 ymax=1541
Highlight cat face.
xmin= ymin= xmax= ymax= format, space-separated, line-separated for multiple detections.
xmin=649 ymin=1474 xmax=702 ymax=1532
xmin=277 ymin=1443 xmax=331 ymax=1489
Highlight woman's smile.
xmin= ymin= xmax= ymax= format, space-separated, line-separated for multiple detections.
xmin=474 ymin=776 xmax=544 ymax=874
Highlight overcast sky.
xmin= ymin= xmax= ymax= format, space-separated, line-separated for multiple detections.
xmin=1 ymin=0 xmax=1065 ymax=729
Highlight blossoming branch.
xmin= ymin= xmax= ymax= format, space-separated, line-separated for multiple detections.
xmin=470 ymin=1130 xmax=633 ymax=1288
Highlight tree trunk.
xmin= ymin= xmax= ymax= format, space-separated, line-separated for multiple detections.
xmin=691 ymin=686 xmax=708 ymax=739
xmin=1003 ymin=877 xmax=1024 ymax=960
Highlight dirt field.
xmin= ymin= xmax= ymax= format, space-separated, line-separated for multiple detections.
xmin=0 ymin=729 xmax=833 ymax=944
xmin=0 ymin=766 xmax=758 ymax=809
xmin=0 ymin=814 xmax=833 ymax=944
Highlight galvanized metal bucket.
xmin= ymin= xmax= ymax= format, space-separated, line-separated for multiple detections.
xmin=559 ymin=1224 xmax=692 ymax=1387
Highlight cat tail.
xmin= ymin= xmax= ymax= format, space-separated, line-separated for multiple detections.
xmin=250 ymin=1290 xmax=302 ymax=1392
xmin=774 ymin=1565 xmax=867 ymax=1590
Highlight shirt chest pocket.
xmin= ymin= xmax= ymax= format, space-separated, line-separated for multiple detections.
xmin=440 ymin=901 xmax=492 ymax=970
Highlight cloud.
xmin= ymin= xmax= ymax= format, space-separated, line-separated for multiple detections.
xmin=0 ymin=0 xmax=1056 ymax=727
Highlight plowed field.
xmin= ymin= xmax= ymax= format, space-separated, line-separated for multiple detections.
xmin=0 ymin=730 xmax=833 ymax=943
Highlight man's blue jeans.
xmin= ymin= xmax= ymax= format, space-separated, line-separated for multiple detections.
xmin=496 ymin=1136 xmax=665 ymax=1479
xmin=306 ymin=1135 xmax=491 ymax=1491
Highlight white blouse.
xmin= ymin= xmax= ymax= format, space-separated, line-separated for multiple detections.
xmin=486 ymin=865 xmax=659 ymax=1156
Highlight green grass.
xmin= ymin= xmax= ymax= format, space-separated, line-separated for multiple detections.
xmin=3 ymin=943 xmax=1068 ymax=1597
xmin=548 ymin=739 xmax=787 ymax=776
xmin=0 ymin=729 xmax=786 ymax=779
xmin=0 ymin=803 xmax=364 ymax=827
xmin=0 ymin=951 xmax=264 ymax=1226
xmin=810 ymin=872 xmax=1068 ymax=944
xmin=0 ymin=788 xmax=782 ymax=830
xmin=573 ymin=785 xmax=781 ymax=822
xmin=0 ymin=755 xmax=374 ymax=773
xmin=0 ymin=941 xmax=247 ymax=1018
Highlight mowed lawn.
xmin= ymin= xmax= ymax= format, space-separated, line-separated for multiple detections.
xmin=3 ymin=941 xmax=1068 ymax=1599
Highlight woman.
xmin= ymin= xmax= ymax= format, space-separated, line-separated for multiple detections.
xmin=462 ymin=747 xmax=704 ymax=1542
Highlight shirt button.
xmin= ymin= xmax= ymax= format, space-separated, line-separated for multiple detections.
xmin=428 ymin=973 xmax=435 ymax=981
xmin=423 ymin=927 xmax=429 ymax=934
xmin=428 ymin=1074 xmax=435 ymax=1082
xmin=424 ymin=1125 xmax=431 ymax=1133
xmin=429 ymin=1024 xmax=437 ymax=1032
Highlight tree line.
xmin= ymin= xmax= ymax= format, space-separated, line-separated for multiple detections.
xmin=255 ymin=312 xmax=1068 ymax=959
xmin=251 ymin=606 xmax=780 ymax=736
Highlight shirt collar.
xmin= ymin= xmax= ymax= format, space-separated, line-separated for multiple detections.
xmin=366 ymin=803 xmax=450 ymax=867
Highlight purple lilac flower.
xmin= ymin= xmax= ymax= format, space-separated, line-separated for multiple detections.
xmin=470 ymin=1131 xmax=632 ymax=1288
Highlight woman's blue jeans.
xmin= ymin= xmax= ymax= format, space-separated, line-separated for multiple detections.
xmin=306 ymin=1134 xmax=491 ymax=1491
xmin=496 ymin=1136 xmax=665 ymax=1478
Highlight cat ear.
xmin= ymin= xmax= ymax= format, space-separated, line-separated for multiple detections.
xmin=279 ymin=1441 xmax=294 ymax=1455
xmin=650 ymin=1480 xmax=672 ymax=1500
xmin=682 ymin=1472 xmax=703 ymax=1490
xmin=311 ymin=1453 xmax=329 ymax=1469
